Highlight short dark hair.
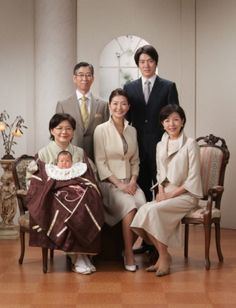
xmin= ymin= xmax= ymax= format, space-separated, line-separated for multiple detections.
xmin=57 ymin=150 xmax=72 ymax=162
xmin=109 ymin=88 xmax=129 ymax=104
xmin=49 ymin=113 xmax=76 ymax=140
xmin=73 ymin=62 xmax=94 ymax=76
xmin=159 ymin=104 xmax=186 ymax=129
xmin=134 ymin=45 xmax=159 ymax=66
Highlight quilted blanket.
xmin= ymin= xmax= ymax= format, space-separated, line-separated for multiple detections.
xmin=27 ymin=159 xmax=104 ymax=254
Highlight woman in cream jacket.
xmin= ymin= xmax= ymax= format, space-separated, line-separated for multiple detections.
xmin=131 ymin=104 xmax=203 ymax=277
xmin=94 ymin=88 xmax=146 ymax=272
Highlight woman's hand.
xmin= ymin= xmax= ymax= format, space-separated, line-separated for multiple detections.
xmin=127 ymin=181 xmax=137 ymax=195
xmin=156 ymin=184 xmax=168 ymax=201
xmin=108 ymin=175 xmax=138 ymax=195
xmin=156 ymin=191 xmax=172 ymax=202
xmin=156 ymin=185 xmax=187 ymax=202
xmin=117 ymin=181 xmax=137 ymax=195
xmin=127 ymin=176 xmax=138 ymax=195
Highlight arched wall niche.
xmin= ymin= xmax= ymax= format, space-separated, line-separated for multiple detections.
xmin=99 ymin=35 xmax=149 ymax=100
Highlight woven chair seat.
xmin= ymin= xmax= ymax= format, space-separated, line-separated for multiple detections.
xmin=185 ymin=200 xmax=221 ymax=219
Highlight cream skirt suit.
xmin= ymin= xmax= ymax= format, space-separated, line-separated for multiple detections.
xmin=94 ymin=117 xmax=146 ymax=226
xmin=131 ymin=132 xmax=203 ymax=247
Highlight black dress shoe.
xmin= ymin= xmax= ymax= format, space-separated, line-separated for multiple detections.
xmin=133 ymin=244 xmax=155 ymax=254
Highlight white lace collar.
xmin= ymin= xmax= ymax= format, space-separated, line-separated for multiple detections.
xmin=45 ymin=162 xmax=87 ymax=180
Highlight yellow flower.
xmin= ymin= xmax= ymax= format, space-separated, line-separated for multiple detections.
xmin=0 ymin=121 xmax=6 ymax=131
xmin=12 ymin=128 xmax=23 ymax=137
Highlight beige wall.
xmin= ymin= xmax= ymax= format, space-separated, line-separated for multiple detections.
xmin=0 ymin=0 xmax=35 ymax=158
xmin=0 ymin=0 xmax=235 ymax=228
xmin=196 ymin=0 xmax=236 ymax=228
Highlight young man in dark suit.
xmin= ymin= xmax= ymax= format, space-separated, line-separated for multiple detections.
xmin=124 ymin=45 xmax=179 ymax=253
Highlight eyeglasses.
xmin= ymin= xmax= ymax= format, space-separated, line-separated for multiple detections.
xmin=54 ymin=126 xmax=73 ymax=132
xmin=75 ymin=73 xmax=93 ymax=79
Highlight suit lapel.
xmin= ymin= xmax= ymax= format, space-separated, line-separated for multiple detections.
xmin=89 ymin=94 xmax=96 ymax=121
xmin=70 ymin=94 xmax=84 ymax=131
xmin=136 ymin=78 xmax=146 ymax=104
xmin=148 ymin=76 xmax=161 ymax=103
xmin=84 ymin=94 xmax=98 ymax=132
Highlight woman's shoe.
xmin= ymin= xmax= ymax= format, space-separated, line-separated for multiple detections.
xmin=145 ymin=265 xmax=157 ymax=272
xmin=155 ymin=267 xmax=170 ymax=277
xmin=123 ymin=256 xmax=137 ymax=272
xmin=124 ymin=264 xmax=137 ymax=272
xmin=154 ymin=253 xmax=171 ymax=276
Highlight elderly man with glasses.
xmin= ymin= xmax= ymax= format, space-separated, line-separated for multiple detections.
xmin=56 ymin=62 xmax=109 ymax=161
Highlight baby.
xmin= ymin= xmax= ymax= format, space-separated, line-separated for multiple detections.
xmin=56 ymin=150 xmax=73 ymax=169
xmin=44 ymin=150 xmax=87 ymax=181
xmin=26 ymin=151 xmax=87 ymax=188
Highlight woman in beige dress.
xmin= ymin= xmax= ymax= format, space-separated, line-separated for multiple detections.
xmin=94 ymin=88 xmax=146 ymax=272
xmin=131 ymin=104 xmax=203 ymax=276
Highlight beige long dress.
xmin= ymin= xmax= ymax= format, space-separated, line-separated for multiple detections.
xmin=131 ymin=132 xmax=203 ymax=248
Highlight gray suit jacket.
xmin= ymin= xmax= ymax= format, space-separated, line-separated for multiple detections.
xmin=56 ymin=94 xmax=109 ymax=160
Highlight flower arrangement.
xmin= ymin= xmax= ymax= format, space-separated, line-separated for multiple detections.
xmin=0 ymin=110 xmax=27 ymax=159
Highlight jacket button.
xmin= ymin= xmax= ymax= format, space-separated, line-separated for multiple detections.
xmin=145 ymin=120 xmax=148 ymax=123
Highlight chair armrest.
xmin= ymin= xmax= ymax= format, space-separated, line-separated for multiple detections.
xmin=16 ymin=189 xmax=27 ymax=197
xmin=206 ymin=185 xmax=224 ymax=214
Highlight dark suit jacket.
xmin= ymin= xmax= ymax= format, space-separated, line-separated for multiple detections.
xmin=56 ymin=94 xmax=109 ymax=160
xmin=124 ymin=76 xmax=179 ymax=168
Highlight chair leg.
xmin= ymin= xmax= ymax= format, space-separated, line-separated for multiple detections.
xmin=184 ymin=224 xmax=189 ymax=259
xmin=204 ymin=224 xmax=211 ymax=270
xmin=50 ymin=249 xmax=54 ymax=260
xmin=215 ymin=223 xmax=223 ymax=262
xmin=42 ymin=248 xmax=48 ymax=273
xmin=18 ymin=230 xmax=25 ymax=264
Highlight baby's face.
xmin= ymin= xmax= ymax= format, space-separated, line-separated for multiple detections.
xmin=57 ymin=155 xmax=72 ymax=169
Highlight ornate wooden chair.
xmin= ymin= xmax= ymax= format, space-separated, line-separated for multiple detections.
xmin=12 ymin=154 xmax=53 ymax=273
xmin=182 ymin=134 xmax=230 ymax=270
